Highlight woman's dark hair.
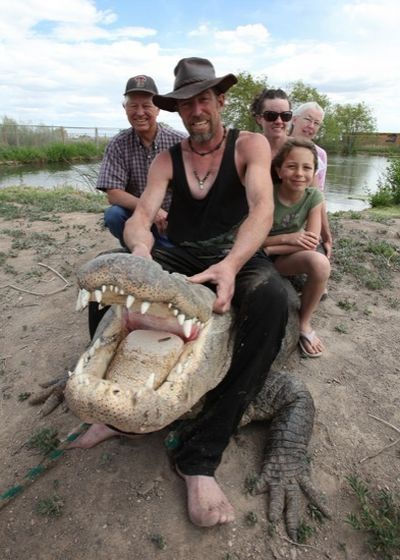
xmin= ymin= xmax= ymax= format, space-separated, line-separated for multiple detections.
xmin=273 ymin=137 xmax=318 ymax=178
xmin=250 ymin=88 xmax=291 ymax=117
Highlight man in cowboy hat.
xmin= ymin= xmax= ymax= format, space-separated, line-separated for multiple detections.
xmin=96 ymin=74 xmax=186 ymax=248
xmin=73 ymin=58 xmax=288 ymax=529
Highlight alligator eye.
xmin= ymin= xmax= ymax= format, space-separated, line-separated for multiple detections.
xmin=113 ymin=389 xmax=120 ymax=395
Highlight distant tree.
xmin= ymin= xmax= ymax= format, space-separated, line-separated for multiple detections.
xmin=287 ymin=80 xmax=331 ymax=111
xmin=222 ymin=71 xmax=269 ymax=132
xmin=329 ymin=102 xmax=377 ymax=154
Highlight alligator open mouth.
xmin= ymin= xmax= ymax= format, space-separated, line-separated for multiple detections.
xmin=65 ymin=253 xmax=234 ymax=433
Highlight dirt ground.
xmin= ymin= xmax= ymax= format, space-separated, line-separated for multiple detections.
xmin=0 ymin=211 xmax=399 ymax=560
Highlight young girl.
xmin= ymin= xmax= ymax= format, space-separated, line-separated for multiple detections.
xmin=264 ymin=138 xmax=330 ymax=357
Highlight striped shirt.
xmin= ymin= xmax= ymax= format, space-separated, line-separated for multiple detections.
xmin=96 ymin=124 xmax=186 ymax=210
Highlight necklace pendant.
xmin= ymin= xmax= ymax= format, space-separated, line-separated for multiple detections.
xmin=199 ymin=181 xmax=204 ymax=190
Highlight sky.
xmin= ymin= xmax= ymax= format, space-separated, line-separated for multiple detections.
xmin=1 ymin=0 xmax=399 ymax=133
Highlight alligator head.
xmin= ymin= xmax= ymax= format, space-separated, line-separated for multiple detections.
xmin=65 ymin=253 xmax=234 ymax=433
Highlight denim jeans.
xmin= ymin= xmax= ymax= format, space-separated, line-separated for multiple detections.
xmin=104 ymin=205 xmax=173 ymax=249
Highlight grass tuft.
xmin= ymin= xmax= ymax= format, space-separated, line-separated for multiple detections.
xmin=26 ymin=427 xmax=60 ymax=456
xmin=35 ymin=494 xmax=64 ymax=517
xmin=346 ymin=474 xmax=400 ymax=559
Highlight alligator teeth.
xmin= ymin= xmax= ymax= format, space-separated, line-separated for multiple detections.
xmin=94 ymin=289 xmax=102 ymax=303
xmin=119 ymin=288 xmax=125 ymax=295
xmin=167 ymin=303 xmax=173 ymax=309
xmin=93 ymin=338 xmax=101 ymax=349
xmin=80 ymin=289 xmax=90 ymax=309
xmin=75 ymin=290 xmax=83 ymax=311
xmin=172 ymin=308 xmax=179 ymax=316
xmin=145 ymin=373 xmax=155 ymax=389
xmin=101 ymin=284 xmax=107 ymax=293
xmin=176 ymin=363 xmax=183 ymax=374
xmin=177 ymin=313 xmax=185 ymax=326
xmin=98 ymin=303 xmax=104 ymax=310
xmin=183 ymin=318 xmax=193 ymax=338
xmin=141 ymin=301 xmax=150 ymax=314
xmin=75 ymin=357 xmax=84 ymax=375
xmin=68 ymin=370 xmax=73 ymax=377
xmin=109 ymin=285 xmax=115 ymax=292
xmin=126 ymin=294 xmax=135 ymax=309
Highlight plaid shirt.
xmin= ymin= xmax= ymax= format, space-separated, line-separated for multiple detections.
xmin=96 ymin=124 xmax=186 ymax=210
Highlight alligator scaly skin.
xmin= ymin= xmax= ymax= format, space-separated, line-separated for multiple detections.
xmin=241 ymin=370 xmax=330 ymax=540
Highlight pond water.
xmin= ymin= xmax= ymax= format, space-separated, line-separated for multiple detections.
xmin=0 ymin=154 xmax=391 ymax=213
xmin=324 ymin=154 xmax=390 ymax=213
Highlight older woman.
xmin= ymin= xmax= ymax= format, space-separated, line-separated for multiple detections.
xmin=291 ymin=102 xmax=332 ymax=261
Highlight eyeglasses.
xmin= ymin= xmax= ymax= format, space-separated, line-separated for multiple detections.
xmin=301 ymin=116 xmax=321 ymax=127
xmin=261 ymin=110 xmax=293 ymax=122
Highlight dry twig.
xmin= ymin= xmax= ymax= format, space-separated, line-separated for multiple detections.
xmin=281 ymin=536 xmax=332 ymax=559
xmin=360 ymin=437 xmax=400 ymax=464
xmin=0 ymin=263 xmax=70 ymax=296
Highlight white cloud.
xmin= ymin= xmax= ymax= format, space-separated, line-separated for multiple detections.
xmin=0 ymin=0 xmax=399 ymax=132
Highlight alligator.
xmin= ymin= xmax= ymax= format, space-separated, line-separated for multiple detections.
xmin=36 ymin=252 xmax=330 ymax=539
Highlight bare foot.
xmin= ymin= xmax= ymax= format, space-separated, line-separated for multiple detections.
xmin=67 ymin=423 xmax=121 ymax=449
xmin=179 ymin=471 xmax=235 ymax=527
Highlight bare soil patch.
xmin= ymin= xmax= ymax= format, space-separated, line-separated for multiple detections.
xmin=0 ymin=212 xmax=399 ymax=560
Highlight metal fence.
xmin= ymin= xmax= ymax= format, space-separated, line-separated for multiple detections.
xmin=0 ymin=124 xmax=121 ymax=148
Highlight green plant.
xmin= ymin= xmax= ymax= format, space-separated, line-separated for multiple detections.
xmin=371 ymin=157 xmax=400 ymax=207
xmin=149 ymin=533 xmax=167 ymax=550
xmin=18 ymin=392 xmax=31 ymax=401
xmin=245 ymin=511 xmax=258 ymax=526
xmin=35 ymin=494 xmax=64 ymax=517
xmin=297 ymin=521 xmax=315 ymax=543
xmin=26 ymin=427 xmax=60 ymax=456
xmin=335 ymin=323 xmax=348 ymax=334
xmin=244 ymin=473 xmax=259 ymax=494
xmin=337 ymin=299 xmax=357 ymax=311
xmin=346 ymin=474 xmax=400 ymax=559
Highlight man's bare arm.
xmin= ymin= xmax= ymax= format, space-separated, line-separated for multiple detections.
xmin=225 ymin=132 xmax=274 ymax=271
xmin=123 ymin=151 xmax=172 ymax=253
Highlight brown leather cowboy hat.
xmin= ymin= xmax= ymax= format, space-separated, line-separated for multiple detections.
xmin=153 ymin=57 xmax=237 ymax=112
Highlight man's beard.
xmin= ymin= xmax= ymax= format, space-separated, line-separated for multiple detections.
xmin=189 ymin=130 xmax=213 ymax=144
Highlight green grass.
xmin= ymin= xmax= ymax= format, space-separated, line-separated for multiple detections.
xmin=332 ymin=232 xmax=399 ymax=290
xmin=149 ymin=533 xmax=167 ymax=550
xmin=0 ymin=141 xmax=106 ymax=164
xmin=26 ymin=427 xmax=60 ymax=456
xmin=35 ymin=494 xmax=64 ymax=517
xmin=346 ymin=475 xmax=400 ymax=559
xmin=0 ymin=186 xmax=106 ymax=220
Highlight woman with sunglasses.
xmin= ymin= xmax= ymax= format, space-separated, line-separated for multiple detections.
xmin=250 ymin=88 xmax=292 ymax=159
xmin=290 ymin=102 xmax=333 ymax=265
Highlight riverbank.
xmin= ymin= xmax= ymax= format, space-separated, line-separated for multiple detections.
xmin=0 ymin=193 xmax=399 ymax=559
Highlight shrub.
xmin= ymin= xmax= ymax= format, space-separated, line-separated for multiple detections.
xmin=371 ymin=158 xmax=400 ymax=207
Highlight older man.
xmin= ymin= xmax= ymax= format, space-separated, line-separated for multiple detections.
xmin=97 ymin=75 xmax=186 ymax=247
xmin=74 ymin=58 xmax=288 ymax=529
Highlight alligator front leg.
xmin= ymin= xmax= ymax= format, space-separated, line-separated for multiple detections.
xmin=241 ymin=370 xmax=330 ymax=541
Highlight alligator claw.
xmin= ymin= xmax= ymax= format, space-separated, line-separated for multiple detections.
xmin=29 ymin=374 xmax=69 ymax=416
xmin=252 ymin=460 xmax=331 ymax=541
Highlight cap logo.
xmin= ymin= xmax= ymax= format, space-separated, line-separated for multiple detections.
xmin=134 ymin=75 xmax=147 ymax=87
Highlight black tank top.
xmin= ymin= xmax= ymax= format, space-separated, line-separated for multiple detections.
xmin=166 ymin=129 xmax=248 ymax=259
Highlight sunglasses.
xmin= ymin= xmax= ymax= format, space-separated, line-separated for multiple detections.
xmin=261 ymin=110 xmax=293 ymax=122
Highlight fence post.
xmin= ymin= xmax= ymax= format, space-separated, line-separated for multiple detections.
xmin=95 ymin=127 xmax=99 ymax=148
